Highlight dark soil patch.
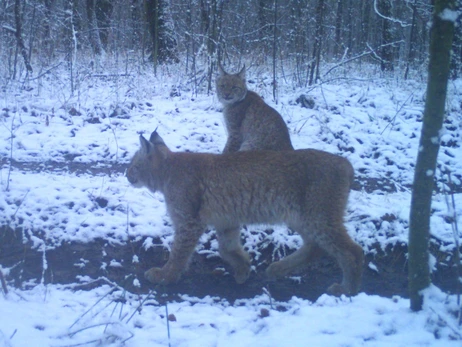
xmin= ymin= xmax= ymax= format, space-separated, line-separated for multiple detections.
xmin=1 ymin=225 xmax=460 ymax=303
xmin=1 ymin=159 xmax=460 ymax=302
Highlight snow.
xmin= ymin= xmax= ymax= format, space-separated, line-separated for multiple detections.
xmin=1 ymin=63 xmax=462 ymax=345
xmin=439 ymin=9 xmax=459 ymax=23
xmin=1 ymin=284 xmax=461 ymax=346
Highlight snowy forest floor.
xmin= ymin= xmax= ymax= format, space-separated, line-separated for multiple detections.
xmin=1 ymin=64 xmax=462 ymax=345
xmin=0 ymin=160 xmax=460 ymax=303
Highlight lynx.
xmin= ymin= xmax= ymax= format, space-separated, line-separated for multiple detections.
xmin=127 ymin=131 xmax=364 ymax=296
xmin=216 ymin=65 xmax=294 ymax=152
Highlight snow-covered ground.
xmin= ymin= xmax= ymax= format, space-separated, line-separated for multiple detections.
xmin=1 ymin=284 xmax=460 ymax=346
xmin=1 ymin=63 xmax=462 ymax=345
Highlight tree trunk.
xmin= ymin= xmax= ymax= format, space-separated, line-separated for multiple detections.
xmin=272 ymin=0 xmax=278 ymax=103
xmin=378 ymin=0 xmax=394 ymax=71
xmin=14 ymin=0 xmax=33 ymax=74
xmin=360 ymin=0 xmax=371 ymax=51
xmin=408 ymin=0 xmax=455 ymax=312
xmin=450 ymin=2 xmax=462 ymax=79
xmin=95 ymin=0 xmax=113 ymax=49
xmin=201 ymin=0 xmax=224 ymax=94
xmin=64 ymin=0 xmax=78 ymax=95
xmin=86 ymin=0 xmax=104 ymax=56
xmin=145 ymin=0 xmax=178 ymax=68
xmin=334 ymin=0 xmax=343 ymax=59
xmin=43 ymin=0 xmax=56 ymax=61
xmin=404 ymin=0 xmax=418 ymax=80
xmin=309 ymin=0 xmax=325 ymax=85
xmin=258 ymin=0 xmax=273 ymax=50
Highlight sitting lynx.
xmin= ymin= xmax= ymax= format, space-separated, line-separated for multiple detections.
xmin=127 ymin=131 xmax=363 ymax=296
xmin=216 ymin=65 xmax=294 ymax=152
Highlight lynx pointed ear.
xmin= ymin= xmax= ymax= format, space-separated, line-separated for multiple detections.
xmin=140 ymin=134 xmax=152 ymax=154
xmin=217 ymin=63 xmax=227 ymax=76
xmin=148 ymin=130 xmax=171 ymax=158
xmin=238 ymin=65 xmax=246 ymax=80
xmin=149 ymin=130 xmax=167 ymax=146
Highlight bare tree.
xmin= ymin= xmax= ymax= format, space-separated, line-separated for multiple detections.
xmin=200 ymin=0 xmax=224 ymax=93
xmin=86 ymin=0 xmax=104 ymax=56
xmin=145 ymin=0 xmax=178 ymax=70
xmin=450 ymin=1 xmax=462 ymax=79
xmin=404 ymin=0 xmax=418 ymax=80
xmin=0 ymin=0 xmax=445 ymax=88
xmin=334 ymin=0 xmax=344 ymax=58
xmin=376 ymin=0 xmax=394 ymax=71
xmin=408 ymin=0 xmax=456 ymax=312
xmin=14 ymin=0 xmax=33 ymax=75
xmin=309 ymin=0 xmax=325 ymax=85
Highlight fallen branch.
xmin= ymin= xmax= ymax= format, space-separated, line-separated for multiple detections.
xmin=323 ymin=40 xmax=404 ymax=78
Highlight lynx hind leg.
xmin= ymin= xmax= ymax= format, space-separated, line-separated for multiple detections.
xmin=216 ymin=227 xmax=251 ymax=284
xmin=266 ymin=241 xmax=323 ymax=280
xmin=316 ymin=224 xmax=364 ymax=296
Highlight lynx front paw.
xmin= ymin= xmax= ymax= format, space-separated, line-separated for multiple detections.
xmin=144 ymin=267 xmax=178 ymax=284
xmin=327 ymin=283 xmax=358 ymax=297
xmin=233 ymin=265 xmax=250 ymax=284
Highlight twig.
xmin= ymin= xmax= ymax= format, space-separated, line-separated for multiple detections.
xmin=446 ymin=173 xmax=461 ymax=307
xmin=12 ymin=190 xmax=30 ymax=220
xmin=9 ymin=329 xmax=17 ymax=341
xmin=5 ymin=115 xmax=15 ymax=192
xmin=109 ymin=126 xmax=119 ymax=161
xmin=120 ymin=331 xmax=135 ymax=344
xmin=0 ymin=269 xmax=8 ymax=295
xmin=126 ymin=289 xmax=156 ymax=323
xmin=26 ymin=61 xmax=63 ymax=81
xmin=373 ymin=0 xmax=411 ymax=27
xmin=90 ymin=74 xmax=131 ymax=78
xmin=60 ymin=338 xmax=103 ymax=346
xmin=69 ymin=286 xmax=118 ymax=330
xmin=429 ymin=307 xmax=462 ymax=339
xmin=68 ymin=322 xmax=120 ymax=338
xmin=380 ymin=92 xmax=415 ymax=135
xmin=263 ymin=285 xmax=273 ymax=310
xmin=165 ymin=302 xmax=172 ymax=347
xmin=323 ymin=41 xmax=404 ymax=78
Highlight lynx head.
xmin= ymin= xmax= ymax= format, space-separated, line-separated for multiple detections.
xmin=216 ymin=64 xmax=247 ymax=105
xmin=126 ymin=131 xmax=170 ymax=192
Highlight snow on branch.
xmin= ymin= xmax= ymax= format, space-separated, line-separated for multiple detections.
xmin=373 ymin=0 xmax=412 ymax=27
xmin=439 ymin=8 xmax=460 ymax=22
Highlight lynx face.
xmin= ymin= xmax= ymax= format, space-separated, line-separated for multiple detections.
xmin=126 ymin=134 xmax=165 ymax=192
xmin=216 ymin=66 xmax=247 ymax=105
xmin=126 ymin=152 xmax=146 ymax=188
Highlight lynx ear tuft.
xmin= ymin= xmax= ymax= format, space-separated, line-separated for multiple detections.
xmin=238 ymin=65 xmax=246 ymax=80
xmin=149 ymin=130 xmax=166 ymax=146
xmin=217 ymin=63 xmax=227 ymax=76
xmin=140 ymin=134 xmax=152 ymax=154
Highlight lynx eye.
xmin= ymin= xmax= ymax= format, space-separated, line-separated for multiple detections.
xmin=232 ymin=86 xmax=241 ymax=92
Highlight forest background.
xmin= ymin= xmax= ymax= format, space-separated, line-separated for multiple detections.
xmin=1 ymin=0 xmax=462 ymax=94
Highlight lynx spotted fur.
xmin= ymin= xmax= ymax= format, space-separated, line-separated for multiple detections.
xmin=216 ymin=65 xmax=293 ymax=152
xmin=127 ymin=131 xmax=363 ymax=296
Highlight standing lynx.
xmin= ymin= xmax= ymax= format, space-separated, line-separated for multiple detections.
xmin=216 ymin=65 xmax=294 ymax=152
xmin=127 ymin=131 xmax=363 ymax=296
